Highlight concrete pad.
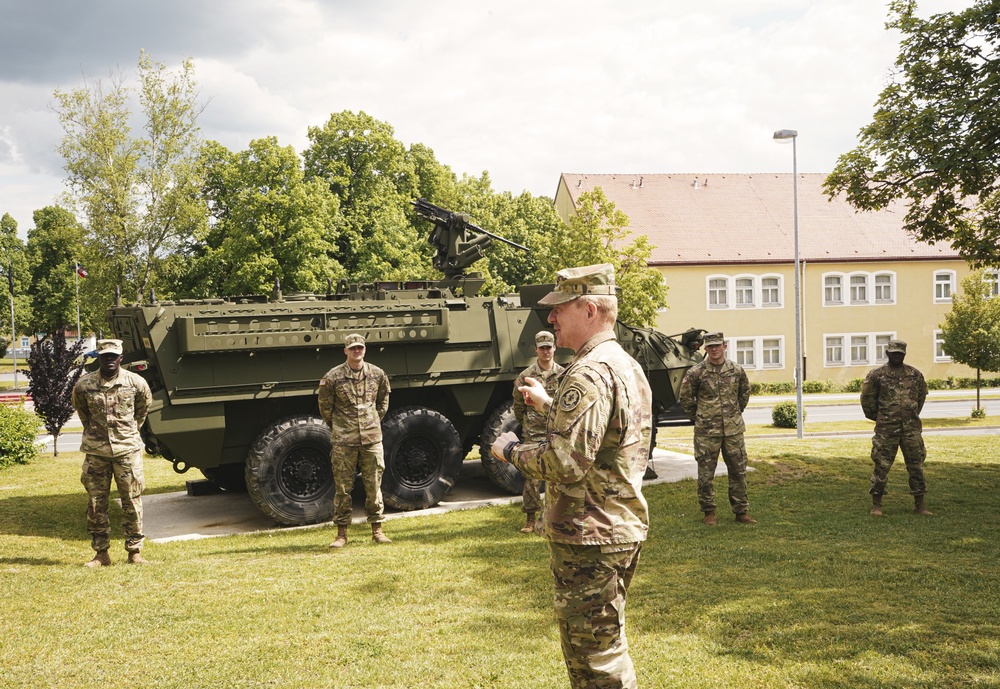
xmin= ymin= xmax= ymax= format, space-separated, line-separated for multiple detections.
xmin=144 ymin=448 xmax=705 ymax=543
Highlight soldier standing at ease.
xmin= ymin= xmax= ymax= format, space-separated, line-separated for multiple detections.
xmin=319 ymin=333 xmax=392 ymax=547
xmin=861 ymin=339 xmax=932 ymax=516
xmin=512 ymin=330 xmax=563 ymax=534
xmin=72 ymin=339 xmax=153 ymax=567
xmin=679 ymin=331 xmax=757 ymax=526
xmin=491 ymin=264 xmax=651 ymax=689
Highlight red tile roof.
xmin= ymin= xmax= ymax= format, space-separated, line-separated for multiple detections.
xmin=557 ymin=173 xmax=961 ymax=265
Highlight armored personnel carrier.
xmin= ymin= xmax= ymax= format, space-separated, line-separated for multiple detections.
xmin=106 ymin=200 xmax=703 ymax=525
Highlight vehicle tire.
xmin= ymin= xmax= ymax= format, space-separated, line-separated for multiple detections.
xmin=200 ymin=462 xmax=247 ymax=492
xmin=381 ymin=406 xmax=463 ymax=510
xmin=245 ymin=415 xmax=334 ymax=526
xmin=478 ymin=400 xmax=526 ymax=495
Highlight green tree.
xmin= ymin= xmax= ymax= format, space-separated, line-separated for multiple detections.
xmin=304 ymin=111 xmax=427 ymax=281
xmin=0 ymin=213 xmax=32 ymax=340
xmin=540 ymin=187 xmax=667 ymax=327
xmin=25 ymin=206 xmax=87 ymax=334
xmin=939 ymin=269 xmax=1000 ymax=412
xmin=825 ymin=0 xmax=1000 ymax=266
xmin=53 ymin=51 xmax=207 ymax=305
xmin=179 ymin=138 xmax=343 ymax=297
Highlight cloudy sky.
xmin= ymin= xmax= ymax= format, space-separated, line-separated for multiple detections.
xmin=0 ymin=0 xmax=962 ymax=238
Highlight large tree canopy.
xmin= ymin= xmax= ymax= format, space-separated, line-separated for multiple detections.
xmin=0 ymin=213 xmax=31 ymax=339
xmin=825 ymin=0 xmax=1000 ymax=266
xmin=25 ymin=206 xmax=86 ymax=334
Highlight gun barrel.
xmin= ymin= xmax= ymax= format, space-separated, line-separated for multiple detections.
xmin=412 ymin=198 xmax=529 ymax=252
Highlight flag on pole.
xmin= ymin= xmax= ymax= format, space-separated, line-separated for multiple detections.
xmin=76 ymin=263 xmax=88 ymax=278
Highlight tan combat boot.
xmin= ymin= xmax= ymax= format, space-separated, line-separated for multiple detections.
xmin=84 ymin=550 xmax=111 ymax=568
xmin=329 ymin=525 xmax=349 ymax=548
xmin=914 ymin=496 xmax=934 ymax=516
xmin=870 ymin=495 xmax=884 ymax=517
xmin=371 ymin=523 xmax=392 ymax=544
xmin=702 ymin=512 xmax=717 ymax=526
xmin=127 ymin=551 xmax=148 ymax=565
xmin=520 ymin=512 xmax=536 ymax=534
xmin=735 ymin=513 xmax=758 ymax=525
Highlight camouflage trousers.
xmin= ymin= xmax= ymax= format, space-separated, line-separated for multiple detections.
xmin=869 ymin=431 xmax=927 ymax=497
xmin=331 ymin=442 xmax=385 ymax=525
xmin=549 ymin=540 xmax=643 ymax=689
xmin=80 ymin=450 xmax=145 ymax=553
xmin=522 ymin=478 xmax=543 ymax=514
xmin=694 ymin=433 xmax=750 ymax=514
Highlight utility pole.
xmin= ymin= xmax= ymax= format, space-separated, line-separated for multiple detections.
xmin=2 ymin=261 xmax=16 ymax=390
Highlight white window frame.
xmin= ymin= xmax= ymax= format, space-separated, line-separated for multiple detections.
xmin=823 ymin=273 xmax=844 ymax=306
xmin=985 ymin=269 xmax=1000 ymax=298
xmin=850 ymin=335 xmax=869 ymax=365
xmin=760 ymin=274 xmax=782 ymax=308
xmin=825 ymin=336 xmax=845 ymax=366
xmin=734 ymin=275 xmax=755 ymax=308
xmin=707 ymin=275 xmax=729 ymax=310
xmin=725 ymin=335 xmax=784 ymax=371
xmin=734 ymin=338 xmax=755 ymax=367
xmin=934 ymin=329 xmax=951 ymax=362
xmin=875 ymin=334 xmax=891 ymax=364
xmin=825 ymin=331 xmax=896 ymax=368
xmin=849 ymin=273 xmax=869 ymax=305
xmin=873 ymin=272 xmax=895 ymax=304
xmin=761 ymin=336 xmax=783 ymax=368
xmin=19 ymin=336 xmax=29 ymax=348
xmin=934 ymin=270 xmax=956 ymax=303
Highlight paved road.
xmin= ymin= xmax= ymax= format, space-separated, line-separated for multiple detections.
xmin=744 ymin=397 xmax=1000 ymax=425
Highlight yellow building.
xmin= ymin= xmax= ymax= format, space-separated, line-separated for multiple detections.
xmin=554 ymin=173 xmax=992 ymax=385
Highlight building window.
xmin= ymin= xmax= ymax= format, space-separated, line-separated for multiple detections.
xmin=850 ymin=335 xmax=869 ymax=365
xmin=985 ymin=270 xmax=999 ymax=298
xmin=735 ymin=277 xmax=754 ymax=307
xmin=850 ymin=275 xmax=868 ymax=304
xmin=735 ymin=339 xmax=755 ymax=367
xmin=934 ymin=330 xmax=951 ymax=362
xmin=934 ymin=271 xmax=955 ymax=302
xmin=708 ymin=277 xmax=728 ymax=308
xmin=825 ymin=336 xmax=844 ymax=365
xmin=762 ymin=338 xmax=781 ymax=367
xmin=761 ymin=276 xmax=781 ymax=307
xmin=875 ymin=334 xmax=891 ymax=363
xmin=874 ymin=273 xmax=894 ymax=303
xmin=824 ymin=275 xmax=843 ymax=305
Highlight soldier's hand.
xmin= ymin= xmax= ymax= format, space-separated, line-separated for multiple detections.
xmin=490 ymin=431 xmax=519 ymax=463
xmin=519 ymin=376 xmax=552 ymax=411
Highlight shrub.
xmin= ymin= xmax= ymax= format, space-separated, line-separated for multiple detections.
xmin=771 ymin=401 xmax=805 ymax=429
xmin=971 ymin=407 xmax=987 ymax=419
xmin=0 ymin=405 xmax=42 ymax=469
xmin=802 ymin=379 xmax=832 ymax=394
xmin=767 ymin=381 xmax=795 ymax=394
xmin=842 ymin=378 xmax=865 ymax=393
xmin=926 ymin=378 xmax=948 ymax=390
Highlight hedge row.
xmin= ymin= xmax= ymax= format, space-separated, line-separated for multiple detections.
xmin=750 ymin=376 xmax=1000 ymax=396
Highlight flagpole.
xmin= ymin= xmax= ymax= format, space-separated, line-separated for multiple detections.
xmin=75 ymin=261 xmax=81 ymax=343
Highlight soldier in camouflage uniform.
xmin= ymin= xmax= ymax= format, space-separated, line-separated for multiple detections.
xmin=679 ymin=331 xmax=757 ymax=526
xmin=512 ymin=329 xmax=564 ymax=534
xmin=860 ymin=339 xmax=932 ymax=516
xmin=72 ymin=339 xmax=153 ymax=567
xmin=318 ymin=333 xmax=392 ymax=547
xmin=492 ymin=264 xmax=651 ymax=689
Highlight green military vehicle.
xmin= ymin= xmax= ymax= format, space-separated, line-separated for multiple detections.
xmin=106 ymin=200 xmax=703 ymax=525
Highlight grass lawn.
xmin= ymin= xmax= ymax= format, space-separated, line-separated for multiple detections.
xmin=1 ymin=435 xmax=999 ymax=688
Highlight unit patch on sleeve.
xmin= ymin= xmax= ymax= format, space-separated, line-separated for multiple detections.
xmin=559 ymin=382 xmax=587 ymax=412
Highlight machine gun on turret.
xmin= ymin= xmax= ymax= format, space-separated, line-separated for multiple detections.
xmin=412 ymin=198 xmax=529 ymax=278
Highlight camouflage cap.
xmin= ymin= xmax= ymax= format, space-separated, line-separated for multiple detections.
xmin=534 ymin=330 xmax=555 ymax=347
xmin=96 ymin=339 xmax=123 ymax=356
xmin=537 ymin=263 xmax=617 ymax=306
xmin=703 ymin=331 xmax=725 ymax=346
xmin=887 ymin=339 xmax=907 ymax=353
xmin=344 ymin=333 xmax=366 ymax=349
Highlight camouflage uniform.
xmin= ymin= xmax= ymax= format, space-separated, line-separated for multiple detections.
xmin=679 ymin=357 xmax=752 ymax=515
xmin=861 ymin=361 xmax=928 ymax=497
xmin=512 ymin=359 xmax=564 ymax=514
xmin=318 ymin=360 xmax=391 ymax=525
xmin=510 ymin=329 xmax=652 ymax=689
xmin=72 ymin=367 xmax=153 ymax=554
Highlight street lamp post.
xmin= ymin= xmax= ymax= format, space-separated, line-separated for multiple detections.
xmin=773 ymin=128 xmax=803 ymax=439
xmin=1 ymin=261 xmax=16 ymax=391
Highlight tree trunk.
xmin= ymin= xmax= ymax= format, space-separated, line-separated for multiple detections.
xmin=53 ymin=432 xmax=59 ymax=457
xmin=977 ymin=368 xmax=982 ymax=411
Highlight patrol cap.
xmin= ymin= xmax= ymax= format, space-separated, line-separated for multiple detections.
xmin=887 ymin=339 xmax=907 ymax=353
xmin=703 ymin=331 xmax=725 ymax=346
xmin=344 ymin=333 xmax=366 ymax=349
xmin=534 ymin=331 xmax=555 ymax=347
xmin=537 ymin=263 xmax=617 ymax=306
xmin=96 ymin=339 xmax=123 ymax=356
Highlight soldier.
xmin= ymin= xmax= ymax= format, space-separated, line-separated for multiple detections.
xmin=512 ymin=329 xmax=564 ymax=534
xmin=72 ymin=338 xmax=153 ymax=567
xmin=491 ymin=263 xmax=651 ymax=689
xmin=861 ymin=339 xmax=932 ymax=516
xmin=679 ymin=331 xmax=757 ymax=526
xmin=318 ymin=333 xmax=392 ymax=547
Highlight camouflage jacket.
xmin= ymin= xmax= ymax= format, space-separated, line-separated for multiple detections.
xmin=318 ymin=361 xmax=390 ymax=446
xmin=860 ymin=363 xmax=927 ymax=434
xmin=679 ymin=358 xmax=749 ymax=437
xmin=72 ymin=368 xmax=152 ymax=458
xmin=510 ymin=331 xmax=651 ymax=546
xmin=512 ymin=360 xmax=564 ymax=444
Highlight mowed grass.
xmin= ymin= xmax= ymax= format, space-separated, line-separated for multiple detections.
xmin=1 ymin=435 xmax=999 ymax=688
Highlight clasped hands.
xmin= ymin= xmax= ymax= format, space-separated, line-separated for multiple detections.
xmin=489 ymin=376 xmax=552 ymax=462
